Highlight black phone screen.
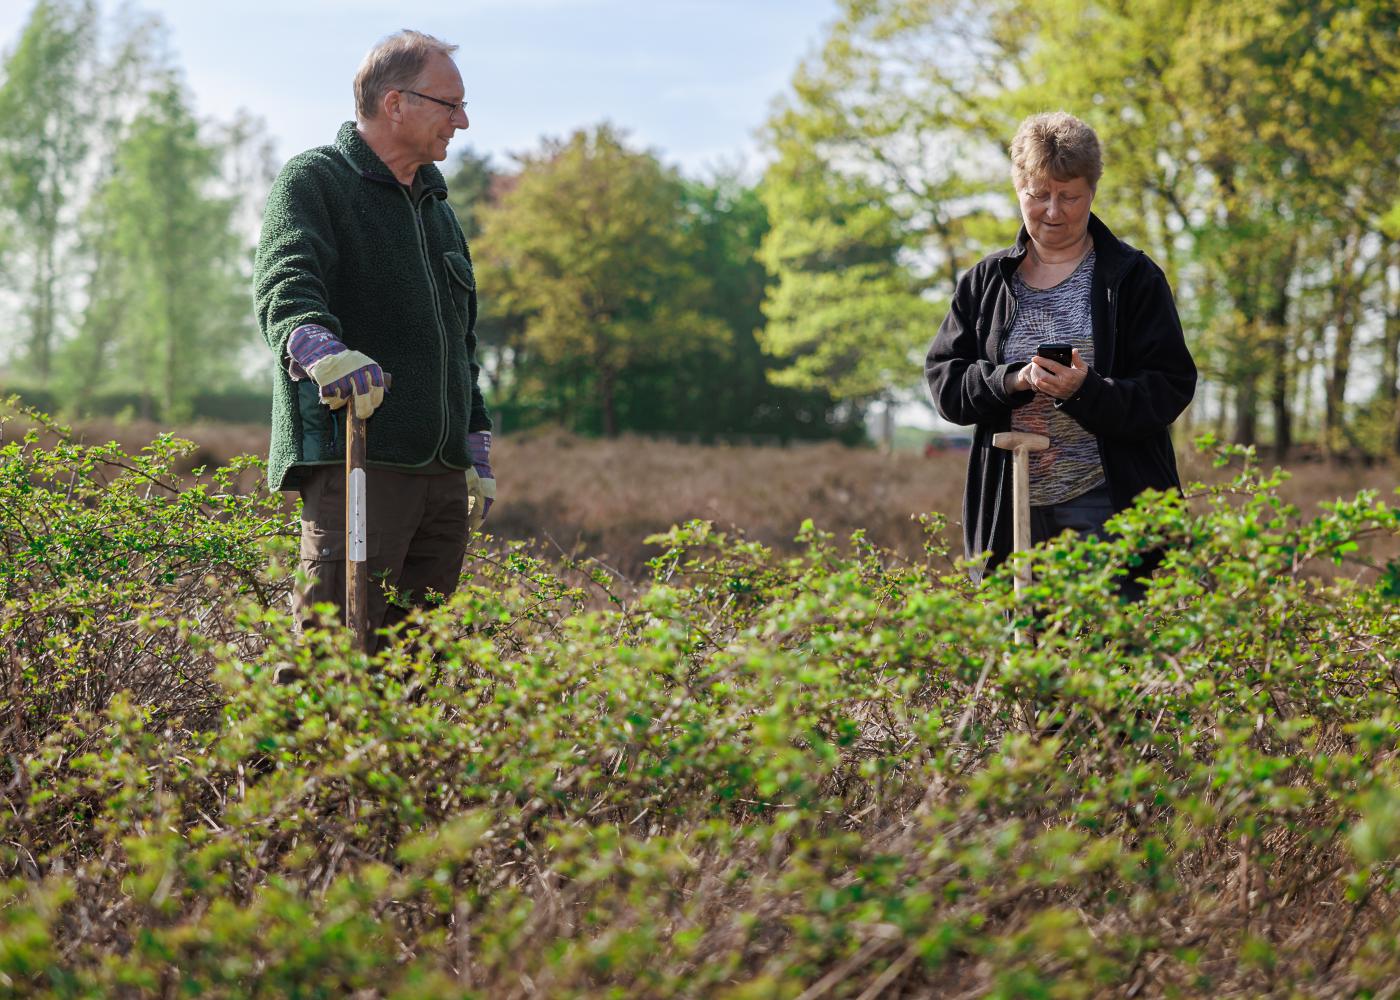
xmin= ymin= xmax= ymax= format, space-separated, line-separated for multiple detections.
xmin=1036 ymin=343 xmax=1073 ymax=367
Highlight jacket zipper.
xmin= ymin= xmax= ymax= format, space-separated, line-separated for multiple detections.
xmin=1095 ymin=282 xmax=1119 ymax=498
xmin=401 ymin=186 xmax=452 ymax=463
xmin=989 ymin=271 xmax=1020 ymax=540
xmin=995 ymin=271 xmax=1019 ymax=385
xmin=997 ymin=297 xmax=1019 ymax=367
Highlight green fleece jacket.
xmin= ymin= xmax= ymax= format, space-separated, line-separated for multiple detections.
xmin=254 ymin=121 xmax=490 ymax=491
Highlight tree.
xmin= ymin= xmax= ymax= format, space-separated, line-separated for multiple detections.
xmin=0 ymin=0 xmax=98 ymax=385
xmin=69 ymin=83 xmax=250 ymax=419
xmin=443 ymin=146 xmax=534 ymax=424
xmin=761 ymin=0 xmax=1400 ymax=457
xmin=445 ymin=145 xmax=496 ymax=242
xmin=755 ymin=0 xmax=1025 ymax=430
xmin=670 ymin=174 xmax=785 ymax=436
xmin=600 ymin=173 xmax=858 ymax=441
xmin=758 ymin=138 xmax=940 ymax=416
xmin=476 ymin=125 xmax=726 ymax=436
xmin=1044 ymin=0 xmax=1400 ymax=456
xmin=464 ymin=149 xmax=854 ymax=441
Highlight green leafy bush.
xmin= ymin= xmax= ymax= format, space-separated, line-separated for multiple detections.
xmin=1 ymin=406 xmax=1398 ymax=997
xmin=0 ymin=404 xmax=292 ymax=746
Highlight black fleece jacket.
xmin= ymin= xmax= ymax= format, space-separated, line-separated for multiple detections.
xmin=924 ymin=214 xmax=1196 ymax=579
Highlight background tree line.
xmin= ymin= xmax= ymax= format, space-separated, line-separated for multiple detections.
xmin=759 ymin=0 xmax=1400 ymax=459
xmin=450 ymin=128 xmax=859 ymax=441
xmin=3 ymin=0 xmax=1398 ymax=458
xmin=0 ymin=0 xmax=273 ymax=422
xmin=0 ymin=0 xmax=858 ymax=442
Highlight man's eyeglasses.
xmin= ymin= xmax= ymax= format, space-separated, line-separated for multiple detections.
xmin=404 ymin=90 xmax=468 ymax=116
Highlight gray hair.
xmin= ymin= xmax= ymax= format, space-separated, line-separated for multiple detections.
xmin=353 ymin=30 xmax=459 ymax=120
xmin=1009 ymin=112 xmax=1103 ymax=190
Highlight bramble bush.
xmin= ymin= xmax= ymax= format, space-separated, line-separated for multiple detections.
xmin=1 ymin=401 xmax=1398 ymax=997
xmin=0 ymin=405 xmax=292 ymax=746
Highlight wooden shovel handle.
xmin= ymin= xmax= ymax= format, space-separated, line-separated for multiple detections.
xmin=346 ymin=408 xmax=369 ymax=652
xmin=345 ymin=371 xmax=391 ymax=653
xmin=991 ymin=431 xmax=1048 ymax=645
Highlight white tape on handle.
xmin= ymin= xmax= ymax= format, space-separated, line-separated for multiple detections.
xmin=348 ymin=467 xmax=367 ymax=562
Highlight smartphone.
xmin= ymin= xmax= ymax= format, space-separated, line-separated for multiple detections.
xmin=1036 ymin=342 xmax=1073 ymax=367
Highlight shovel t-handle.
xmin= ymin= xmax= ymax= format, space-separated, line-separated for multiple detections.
xmin=345 ymin=371 xmax=392 ymax=653
xmin=992 ymin=432 xmax=1049 ymax=641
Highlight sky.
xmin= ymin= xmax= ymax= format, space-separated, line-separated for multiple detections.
xmin=0 ymin=0 xmax=842 ymax=176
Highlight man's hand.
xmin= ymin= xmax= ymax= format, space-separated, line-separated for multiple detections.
xmin=287 ymin=324 xmax=388 ymax=420
xmin=465 ymin=466 xmax=495 ymax=534
xmin=466 ymin=431 xmax=495 ymax=529
xmin=1022 ymin=348 xmax=1088 ymax=400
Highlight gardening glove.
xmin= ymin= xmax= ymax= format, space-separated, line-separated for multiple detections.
xmin=286 ymin=323 xmax=387 ymax=420
xmin=467 ymin=431 xmax=495 ymax=524
xmin=465 ymin=466 xmax=493 ymax=535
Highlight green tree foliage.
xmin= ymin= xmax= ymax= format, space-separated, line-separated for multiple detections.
xmin=758 ymin=138 xmax=940 ymax=406
xmin=610 ymin=175 xmax=856 ymax=440
xmin=3 ymin=407 xmax=1399 ymax=993
xmin=471 ymin=128 xmax=855 ymax=440
xmin=443 ymin=146 xmax=534 ymax=425
xmin=444 ymin=144 xmax=495 ymax=242
xmin=1033 ymin=0 xmax=1400 ymax=456
xmin=768 ymin=0 xmax=1400 ymax=457
xmin=477 ymin=125 xmax=726 ymax=436
xmin=756 ymin=0 xmax=1018 ymax=412
xmin=67 ymin=83 xmax=250 ymax=420
xmin=459 ymin=133 xmax=851 ymax=439
xmin=0 ymin=0 xmax=97 ymax=386
xmin=766 ymin=0 xmax=1025 ymax=283
xmin=0 ymin=3 xmax=268 ymax=421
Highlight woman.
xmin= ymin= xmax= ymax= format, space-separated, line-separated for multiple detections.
xmin=924 ymin=111 xmax=1196 ymax=584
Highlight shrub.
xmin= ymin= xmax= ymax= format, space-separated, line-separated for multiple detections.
xmin=1 ymin=405 xmax=1398 ymax=997
xmin=0 ymin=402 xmax=293 ymax=745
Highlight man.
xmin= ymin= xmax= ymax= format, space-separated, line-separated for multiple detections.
xmin=254 ymin=30 xmax=494 ymax=648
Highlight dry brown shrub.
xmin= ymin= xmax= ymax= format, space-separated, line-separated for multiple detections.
xmin=45 ymin=419 xmax=1399 ymax=574
xmin=487 ymin=430 xmax=964 ymax=573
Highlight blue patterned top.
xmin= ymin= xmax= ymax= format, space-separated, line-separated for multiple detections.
xmin=1005 ymin=251 xmax=1105 ymax=506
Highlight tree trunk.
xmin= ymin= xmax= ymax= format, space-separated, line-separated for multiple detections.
xmin=1264 ymin=237 xmax=1297 ymax=461
xmin=1269 ymin=357 xmax=1290 ymax=463
xmin=41 ymin=236 xmax=55 ymax=385
xmin=1322 ymin=238 xmax=1361 ymax=460
xmin=880 ymin=398 xmax=895 ymax=454
xmin=1234 ymin=375 xmax=1258 ymax=448
xmin=599 ymin=366 xmax=617 ymax=437
xmin=1215 ymin=382 xmax=1231 ymax=442
xmin=1382 ymin=247 xmax=1400 ymax=456
xmin=31 ymin=228 xmax=57 ymax=386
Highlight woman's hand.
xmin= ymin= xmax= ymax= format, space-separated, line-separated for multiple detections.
xmin=1025 ymin=348 xmax=1088 ymax=400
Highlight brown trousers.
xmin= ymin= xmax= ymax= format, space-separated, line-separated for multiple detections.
xmin=293 ymin=465 xmax=469 ymax=649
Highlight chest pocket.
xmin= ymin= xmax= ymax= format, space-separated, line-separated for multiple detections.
xmin=442 ymin=251 xmax=477 ymax=341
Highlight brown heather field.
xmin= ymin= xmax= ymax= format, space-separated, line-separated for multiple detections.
xmin=39 ymin=417 xmax=1400 ymax=577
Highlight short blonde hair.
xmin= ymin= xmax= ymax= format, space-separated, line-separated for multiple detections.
xmin=1009 ymin=112 xmax=1103 ymax=190
xmin=353 ymin=30 xmax=458 ymax=120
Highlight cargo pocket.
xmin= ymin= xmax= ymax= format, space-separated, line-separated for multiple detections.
xmin=296 ymin=379 xmax=339 ymax=462
xmin=293 ymin=519 xmax=343 ymax=627
xmin=294 ymin=469 xmax=380 ymax=625
xmin=442 ymin=250 xmax=477 ymax=338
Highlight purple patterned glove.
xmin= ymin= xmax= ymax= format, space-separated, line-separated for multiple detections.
xmin=468 ymin=431 xmax=494 ymax=521
xmin=287 ymin=323 xmax=386 ymax=409
xmin=286 ymin=324 xmax=343 ymax=380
